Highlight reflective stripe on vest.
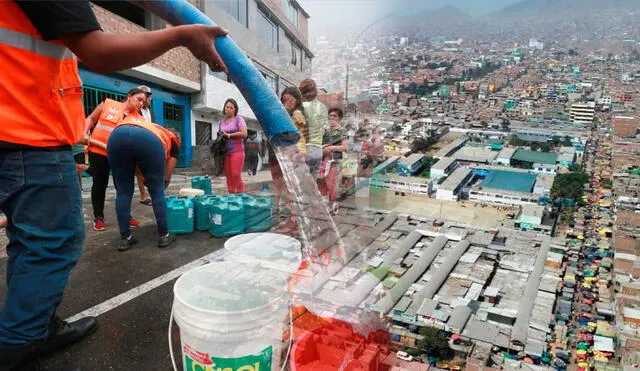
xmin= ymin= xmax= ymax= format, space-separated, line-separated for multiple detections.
xmin=0 ymin=1 xmax=84 ymax=147
xmin=95 ymin=123 xmax=114 ymax=133
xmin=0 ymin=25 xmax=74 ymax=60
xmin=88 ymin=99 xmax=123 ymax=156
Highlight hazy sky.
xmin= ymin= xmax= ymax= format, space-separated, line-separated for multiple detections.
xmin=298 ymin=0 xmax=522 ymax=34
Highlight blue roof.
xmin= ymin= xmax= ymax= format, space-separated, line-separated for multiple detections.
xmin=482 ymin=170 xmax=537 ymax=193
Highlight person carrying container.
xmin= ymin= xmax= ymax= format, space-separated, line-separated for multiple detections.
xmin=83 ymin=88 xmax=148 ymax=231
xmin=107 ymin=120 xmax=181 ymax=251
xmin=0 ymin=0 xmax=229 ymax=369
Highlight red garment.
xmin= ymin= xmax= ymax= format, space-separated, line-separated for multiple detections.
xmin=224 ymin=151 xmax=245 ymax=193
xmin=317 ymin=158 xmax=338 ymax=202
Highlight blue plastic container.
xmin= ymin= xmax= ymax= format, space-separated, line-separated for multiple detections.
xmin=209 ymin=199 xmax=245 ymax=237
xmin=223 ymin=194 xmax=242 ymax=203
xmin=166 ymin=196 xmax=194 ymax=234
xmin=245 ymin=197 xmax=273 ymax=232
xmin=238 ymin=193 xmax=253 ymax=204
xmin=194 ymin=195 xmax=220 ymax=231
xmin=191 ymin=176 xmax=212 ymax=195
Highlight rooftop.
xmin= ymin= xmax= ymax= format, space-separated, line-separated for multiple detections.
xmin=482 ymin=170 xmax=537 ymax=193
xmin=497 ymin=147 xmax=517 ymax=160
xmin=439 ymin=167 xmax=473 ymax=191
xmin=453 ymin=147 xmax=499 ymax=164
xmin=612 ymin=116 xmax=639 ymax=137
xmin=434 ymin=137 xmax=468 ymax=158
xmin=431 ymin=157 xmax=457 ymax=171
xmin=398 ymin=154 xmax=427 ymax=167
xmin=534 ymin=174 xmax=555 ymax=190
xmin=618 ymin=210 xmax=640 ymax=227
xmin=521 ymin=204 xmax=545 ymax=218
xmin=512 ymin=149 xmax=559 ymax=165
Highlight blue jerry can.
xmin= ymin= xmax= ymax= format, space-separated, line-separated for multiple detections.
xmin=190 ymin=176 xmax=212 ymax=195
xmin=194 ymin=195 xmax=220 ymax=231
xmin=166 ymin=196 xmax=194 ymax=234
xmin=245 ymin=197 xmax=273 ymax=232
xmin=209 ymin=199 xmax=245 ymax=237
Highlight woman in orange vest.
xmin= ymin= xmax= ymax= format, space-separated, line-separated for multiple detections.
xmin=106 ymin=119 xmax=181 ymax=251
xmin=83 ymin=87 xmax=147 ymax=231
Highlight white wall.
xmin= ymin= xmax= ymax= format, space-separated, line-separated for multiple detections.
xmin=436 ymin=188 xmax=457 ymax=201
xmin=469 ymin=192 xmax=537 ymax=206
xmin=202 ymin=74 xmax=258 ymax=120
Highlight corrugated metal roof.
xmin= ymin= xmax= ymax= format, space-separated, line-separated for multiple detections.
xmin=512 ymin=149 xmax=559 ymax=165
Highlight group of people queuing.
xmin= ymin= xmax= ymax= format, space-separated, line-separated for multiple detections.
xmin=237 ymin=78 xmax=384 ymax=233
xmin=0 ymin=1 xmax=231 ymax=369
xmin=78 ymin=86 xmax=181 ymax=251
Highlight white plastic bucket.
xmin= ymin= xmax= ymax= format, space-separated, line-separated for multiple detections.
xmin=173 ymin=261 xmax=289 ymax=371
xmin=224 ymin=233 xmax=302 ymax=274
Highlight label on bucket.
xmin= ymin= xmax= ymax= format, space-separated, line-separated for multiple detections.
xmin=184 ymin=344 xmax=272 ymax=371
xmin=213 ymin=214 xmax=222 ymax=225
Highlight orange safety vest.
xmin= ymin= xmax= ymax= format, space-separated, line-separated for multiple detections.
xmin=87 ymin=98 xmax=144 ymax=156
xmin=0 ymin=1 xmax=85 ymax=147
xmin=88 ymin=99 xmax=144 ymax=156
xmin=119 ymin=119 xmax=180 ymax=160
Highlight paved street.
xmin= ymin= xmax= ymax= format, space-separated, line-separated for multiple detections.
xmin=0 ymin=170 xmax=275 ymax=370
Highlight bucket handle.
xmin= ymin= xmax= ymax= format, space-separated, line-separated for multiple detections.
xmin=168 ymin=300 xmax=294 ymax=371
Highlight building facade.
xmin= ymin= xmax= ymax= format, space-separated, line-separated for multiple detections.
xmin=369 ymin=174 xmax=432 ymax=196
xmin=83 ymin=1 xmax=203 ymax=167
xmin=570 ymin=102 xmax=596 ymax=125
xmin=192 ymin=0 xmax=313 ymax=171
xmin=83 ymin=0 xmax=313 ymax=169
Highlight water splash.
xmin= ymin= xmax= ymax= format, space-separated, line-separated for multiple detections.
xmin=274 ymin=146 xmax=347 ymax=292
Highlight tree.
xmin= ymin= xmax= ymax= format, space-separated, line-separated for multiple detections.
xmin=568 ymin=163 xmax=583 ymax=172
xmin=391 ymin=123 xmax=403 ymax=133
xmin=568 ymin=49 xmax=579 ymax=56
xmin=551 ymin=171 xmax=589 ymax=200
xmin=416 ymin=327 xmax=453 ymax=358
xmin=411 ymin=137 xmax=436 ymax=153
xmin=509 ymin=135 xmax=523 ymax=146
xmin=562 ymin=135 xmax=572 ymax=146
xmin=551 ymin=136 xmax=562 ymax=146
xmin=501 ymin=119 xmax=511 ymax=132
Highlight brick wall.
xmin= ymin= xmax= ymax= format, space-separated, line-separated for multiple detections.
xmin=91 ymin=4 xmax=200 ymax=83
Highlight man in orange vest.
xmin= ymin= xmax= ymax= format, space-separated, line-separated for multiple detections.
xmin=0 ymin=1 xmax=228 ymax=369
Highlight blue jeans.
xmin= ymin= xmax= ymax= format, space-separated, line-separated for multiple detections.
xmin=107 ymin=125 xmax=168 ymax=238
xmin=0 ymin=150 xmax=84 ymax=345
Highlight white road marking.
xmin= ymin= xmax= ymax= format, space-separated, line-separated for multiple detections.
xmin=66 ymin=249 xmax=225 ymax=322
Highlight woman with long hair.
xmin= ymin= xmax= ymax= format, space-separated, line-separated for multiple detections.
xmin=269 ymin=87 xmax=308 ymax=233
xmin=218 ymin=98 xmax=248 ymax=193
xmin=83 ymin=88 xmax=146 ymax=231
